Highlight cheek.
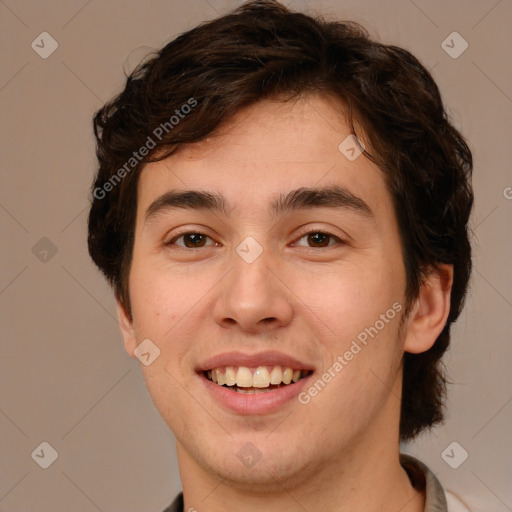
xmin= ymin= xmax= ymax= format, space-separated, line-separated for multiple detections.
xmin=129 ymin=255 xmax=204 ymax=330
xmin=298 ymin=292 xmax=405 ymax=440
xmin=292 ymin=257 xmax=406 ymax=404
xmin=292 ymin=255 xmax=404 ymax=338
xmin=127 ymin=258 xmax=222 ymax=377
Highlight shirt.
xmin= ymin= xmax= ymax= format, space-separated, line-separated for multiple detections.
xmin=162 ymin=453 xmax=468 ymax=512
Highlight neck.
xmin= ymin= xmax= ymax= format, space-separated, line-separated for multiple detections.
xmin=176 ymin=433 xmax=424 ymax=511
xmin=177 ymin=445 xmax=424 ymax=512
xmin=176 ymin=372 xmax=424 ymax=512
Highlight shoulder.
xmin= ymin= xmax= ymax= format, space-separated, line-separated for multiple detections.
xmin=400 ymin=453 xmax=472 ymax=512
xmin=445 ymin=490 xmax=471 ymax=512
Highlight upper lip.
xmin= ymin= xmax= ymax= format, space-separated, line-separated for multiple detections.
xmin=197 ymin=350 xmax=315 ymax=372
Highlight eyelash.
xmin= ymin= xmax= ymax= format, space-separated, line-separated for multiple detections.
xmin=165 ymin=228 xmax=345 ymax=250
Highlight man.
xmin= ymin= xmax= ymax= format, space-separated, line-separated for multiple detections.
xmin=87 ymin=1 xmax=473 ymax=510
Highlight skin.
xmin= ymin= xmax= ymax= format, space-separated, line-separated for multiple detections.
xmin=118 ymin=94 xmax=453 ymax=512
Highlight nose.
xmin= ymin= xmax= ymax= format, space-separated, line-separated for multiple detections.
xmin=212 ymin=246 xmax=294 ymax=335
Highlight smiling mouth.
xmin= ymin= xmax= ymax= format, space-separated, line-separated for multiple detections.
xmin=204 ymin=365 xmax=312 ymax=394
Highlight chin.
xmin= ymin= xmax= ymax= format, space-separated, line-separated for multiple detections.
xmin=196 ymin=440 xmax=315 ymax=492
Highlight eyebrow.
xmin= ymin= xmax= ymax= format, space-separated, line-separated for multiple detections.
xmin=144 ymin=185 xmax=373 ymax=224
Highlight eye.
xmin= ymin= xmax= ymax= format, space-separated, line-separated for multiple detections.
xmin=165 ymin=229 xmax=344 ymax=250
xmin=166 ymin=231 xmax=218 ymax=249
xmin=293 ymin=230 xmax=344 ymax=248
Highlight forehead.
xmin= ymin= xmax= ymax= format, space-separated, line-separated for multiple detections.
xmin=136 ymin=94 xmax=390 ymax=219
xmin=164 ymin=94 xmax=359 ymax=166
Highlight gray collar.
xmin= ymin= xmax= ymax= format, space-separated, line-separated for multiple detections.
xmin=400 ymin=453 xmax=448 ymax=511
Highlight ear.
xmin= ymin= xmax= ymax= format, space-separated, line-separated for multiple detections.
xmin=117 ymin=301 xmax=138 ymax=358
xmin=403 ymin=264 xmax=454 ymax=354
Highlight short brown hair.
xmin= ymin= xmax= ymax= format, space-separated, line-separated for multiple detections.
xmin=88 ymin=0 xmax=473 ymax=441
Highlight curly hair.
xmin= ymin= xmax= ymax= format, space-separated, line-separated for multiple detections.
xmin=88 ymin=0 xmax=473 ymax=441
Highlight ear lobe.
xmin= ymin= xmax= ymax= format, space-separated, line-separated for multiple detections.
xmin=117 ymin=301 xmax=138 ymax=358
xmin=403 ymin=264 xmax=454 ymax=354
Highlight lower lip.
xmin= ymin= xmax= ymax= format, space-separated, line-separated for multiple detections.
xmin=200 ymin=372 xmax=312 ymax=415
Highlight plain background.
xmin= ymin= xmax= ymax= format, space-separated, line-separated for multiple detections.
xmin=1 ymin=0 xmax=511 ymax=511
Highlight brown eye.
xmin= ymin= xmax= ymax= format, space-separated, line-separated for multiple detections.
xmin=307 ymin=232 xmax=330 ymax=247
xmin=167 ymin=232 xmax=215 ymax=248
xmin=294 ymin=231 xmax=343 ymax=248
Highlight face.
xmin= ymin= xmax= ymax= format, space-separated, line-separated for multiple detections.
xmin=121 ymin=95 xmax=411 ymax=490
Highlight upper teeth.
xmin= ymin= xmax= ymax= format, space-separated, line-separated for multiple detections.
xmin=207 ymin=366 xmax=305 ymax=388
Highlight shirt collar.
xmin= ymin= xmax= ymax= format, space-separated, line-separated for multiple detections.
xmin=400 ymin=453 xmax=448 ymax=511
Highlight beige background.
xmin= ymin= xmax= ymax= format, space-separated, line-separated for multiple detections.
xmin=1 ymin=0 xmax=511 ymax=511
